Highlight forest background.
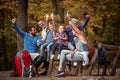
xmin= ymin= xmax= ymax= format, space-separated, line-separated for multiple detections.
xmin=0 ymin=0 xmax=120 ymax=70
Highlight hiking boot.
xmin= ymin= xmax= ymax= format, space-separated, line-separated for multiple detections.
xmin=40 ymin=71 xmax=47 ymax=75
xmin=53 ymin=70 xmax=65 ymax=77
xmin=82 ymin=61 xmax=89 ymax=66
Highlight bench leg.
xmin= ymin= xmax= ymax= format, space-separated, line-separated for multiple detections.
xmin=47 ymin=59 xmax=53 ymax=75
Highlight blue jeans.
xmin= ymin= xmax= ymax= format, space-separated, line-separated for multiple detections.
xmin=52 ymin=43 xmax=65 ymax=55
xmin=67 ymin=42 xmax=75 ymax=51
xmin=40 ymin=42 xmax=54 ymax=57
xmin=59 ymin=50 xmax=84 ymax=71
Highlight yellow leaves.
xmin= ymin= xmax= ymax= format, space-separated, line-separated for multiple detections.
xmin=87 ymin=26 xmax=103 ymax=44
xmin=87 ymin=27 xmax=95 ymax=36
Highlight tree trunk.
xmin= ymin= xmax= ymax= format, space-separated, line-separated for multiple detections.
xmin=51 ymin=0 xmax=64 ymax=23
xmin=51 ymin=0 xmax=58 ymax=15
xmin=0 ymin=9 xmax=9 ymax=70
xmin=101 ymin=15 xmax=106 ymax=37
xmin=58 ymin=0 xmax=64 ymax=23
xmin=17 ymin=0 xmax=28 ymax=51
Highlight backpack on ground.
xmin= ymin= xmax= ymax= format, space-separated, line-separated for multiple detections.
xmin=11 ymin=50 xmax=32 ymax=77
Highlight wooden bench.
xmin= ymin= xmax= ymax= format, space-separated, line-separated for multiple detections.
xmin=47 ymin=58 xmax=83 ymax=76
xmin=87 ymin=42 xmax=120 ymax=76
xmin=47 ymin=42 xmax=120 ymax=76
xmin=47 ymin=47 xmax=93 ymax=76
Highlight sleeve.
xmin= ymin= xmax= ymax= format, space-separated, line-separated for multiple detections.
xmin=55 ymin=33 xmax=59 ymax=37
xmin=64 ymin=33 xmax=68 ymax=38
xmin=13 ymin=23 xmax=25 ymax=38
xmin=77 ymin=17 xmax=89 ymax=29
xmin=38 ymin=35 xmax=43 ymax=45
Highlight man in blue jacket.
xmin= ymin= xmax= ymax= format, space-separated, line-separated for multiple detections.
xmin=11 ymin=18 xmax=43 ymax=76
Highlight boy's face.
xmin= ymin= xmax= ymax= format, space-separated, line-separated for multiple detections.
xmin=59 ymin=26 xmax=64 ymax=33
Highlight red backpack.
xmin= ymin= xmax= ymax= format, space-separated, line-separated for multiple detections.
xmin=88 ymin=46 xmax=94 ymax=60
xmin=11 ymin=50 xmax=32 ymax=77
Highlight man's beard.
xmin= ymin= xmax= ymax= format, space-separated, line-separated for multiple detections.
xmin=32 ymin=33 xmax=36 ymax=36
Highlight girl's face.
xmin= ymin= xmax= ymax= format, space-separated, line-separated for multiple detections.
xmin=59 ymin=26 xmax=64 ymax=33
xmin=49 ymin=24 xmax=54 ymax=30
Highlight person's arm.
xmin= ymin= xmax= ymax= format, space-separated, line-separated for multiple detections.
xmin=66 ymin=13 xmax=71 ymax=20
xmin=61 ymin=33 xmax=68 ymax=41
xmin=12 ymin=18 xmax=25 ymax=38
xmin=54 ymin=33 xmax=59 ymax=41
xmin=77 ymin=15 xmax=90 ymax=29
xmin=69 ymin=21 xmax=82 ymax=35
xmin=70 ymin=49 xmax=77 ymax=58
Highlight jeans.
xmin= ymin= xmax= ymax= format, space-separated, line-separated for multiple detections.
xmin=40 ymin=42 xmax=54 ymax=57
xmin=67 ymin=42 xmax=75 ymax=51
xmin=52 ymin=43 xmax=65 ymax=55
xmin=59 ymin=50 xmax=84 ymax=71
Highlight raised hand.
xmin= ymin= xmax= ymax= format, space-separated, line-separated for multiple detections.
xmin=69 ymin=51 xmax=74 ymax=58
xmin=66 ymin=11 xmax=71 ymax=20
xmin=45 ymin=14 xmax=49 ymax=21
xmin=50 ymin=12 xmax=54 ymax=20
xmin=11 ymin=18 xmax=17 ymax=24
xmin=85 ymin=15 xmax=90 ymax=18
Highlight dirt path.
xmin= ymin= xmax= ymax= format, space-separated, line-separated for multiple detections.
xmin=0 ymin=69 xmax=120 ymax=80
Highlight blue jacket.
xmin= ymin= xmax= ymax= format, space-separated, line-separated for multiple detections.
xmin=13 ymin=23 xmax=42 ymax=53
xmin=65 ymin=17 xmax=89 ymax=42
xmin=45 ymin=30 xmax=54 ymax=43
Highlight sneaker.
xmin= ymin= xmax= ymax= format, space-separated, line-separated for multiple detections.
xmin=73 ymin=62 xmax=77 ymax=66
xmin=66 ymin=64 xmax=71 ymax=71
xmin=51 ymin=54 xmax=54 ymax=59
xmin=82 ymin=61 xmax=89 ymax=66
xmin=57 ymin=54 xmax=60 ymax=59
xmin=53 ymin=70 xmax=65 ymax=77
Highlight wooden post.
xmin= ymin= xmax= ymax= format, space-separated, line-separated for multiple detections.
xmin=110 ymin=49 xmax=120 ymax=76
xmin=47 ymin=59 xmax=53 ymax=75
xmin=87 ymin=48 xmax=98 ymax=75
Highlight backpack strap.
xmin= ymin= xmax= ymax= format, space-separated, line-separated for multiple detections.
xmin=17 ymin=51 xmax=25 ymax=77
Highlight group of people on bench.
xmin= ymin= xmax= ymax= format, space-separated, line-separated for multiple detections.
xmin=11 ymin=13 xmax=90 ymax=77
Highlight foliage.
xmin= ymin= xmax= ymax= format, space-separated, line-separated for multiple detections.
xmin=61 ymin=0 xmax=120 ymax=45
xmin=0 ymin=0 xmax=120 ymax=70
